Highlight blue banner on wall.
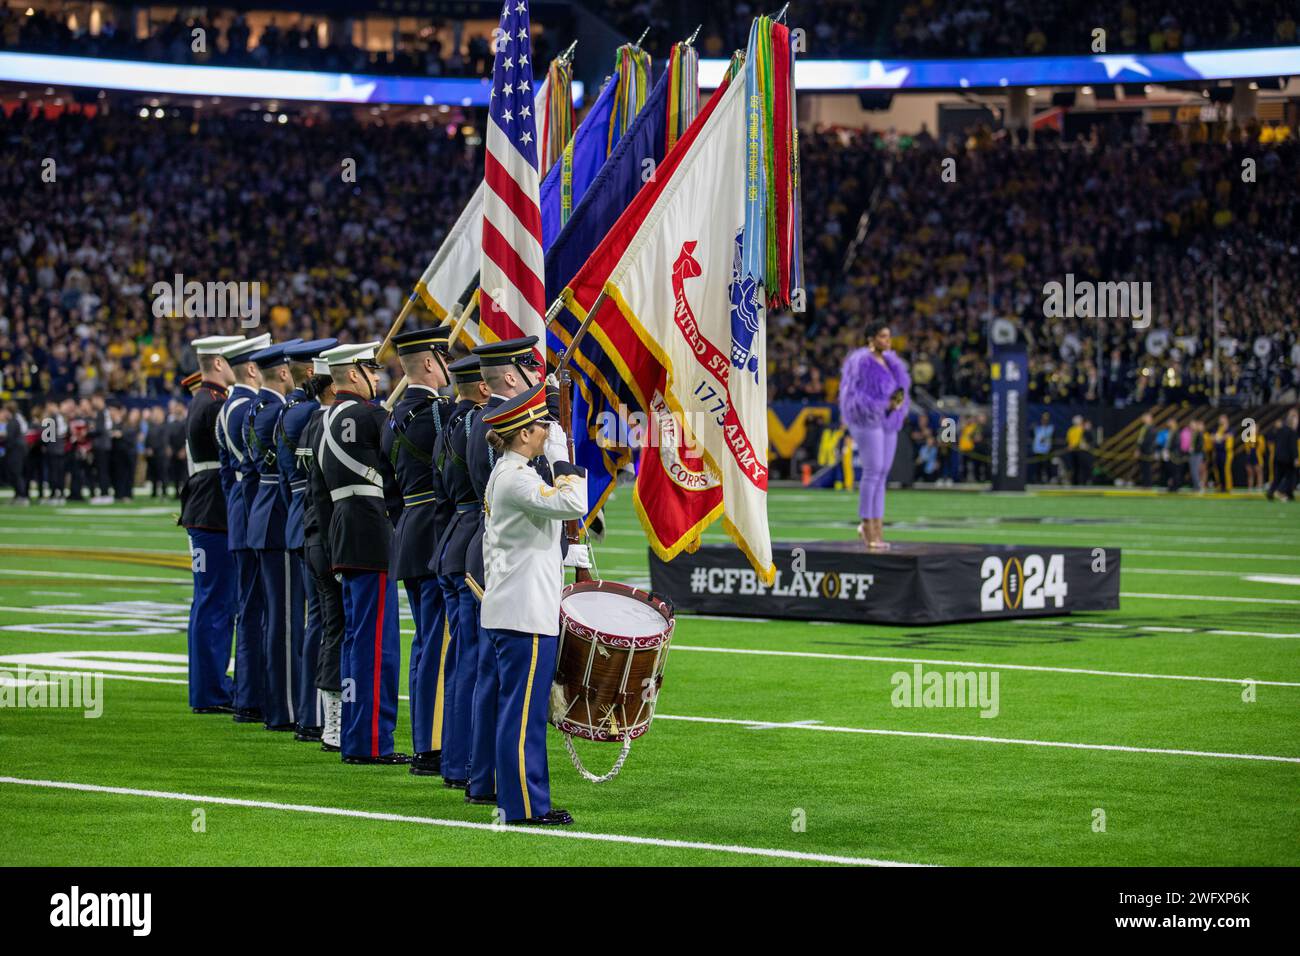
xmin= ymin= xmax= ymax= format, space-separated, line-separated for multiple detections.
xmin=990 ymin=344 xmax=1028 ymax=491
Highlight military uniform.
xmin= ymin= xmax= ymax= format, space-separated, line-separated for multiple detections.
xmin=479 ymin=385 xmax=585 ymax=826
xmin=244 ymin=342 xmax=303 ymax=731
xmin=382 ymin=327 xmax=457 ymax=778
xmin=317 ymin=341 xmax=407 ymax=764
xmin=301 ymin=390 xmax=346 ymax=751
xmin=275 ymin=339 xmax=337 ymax=740
xmin=213 ymin=333 xmax=271 ymax=721
xmin=178 ymin=334 xmax=244 ymax=713
xmin=430 ymin=357 xmax=489 ymax=793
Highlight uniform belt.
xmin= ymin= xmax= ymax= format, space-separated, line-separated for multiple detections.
xmin=330 ymin=484 xmax=385 ymax=502
xmin=455 ymin=502 xmax=479 ymax=514
xmin=403 ymin=491 xmax=438 ymax=506
xmin=191 ymin=461 xmax=220 ymax=473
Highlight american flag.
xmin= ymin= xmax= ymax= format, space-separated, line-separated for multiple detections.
xmin=480 ymin=0 xmax=546 ymax=354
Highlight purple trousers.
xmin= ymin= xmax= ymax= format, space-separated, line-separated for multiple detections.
xmin=851 ymin=425 xmax=897 ymax=520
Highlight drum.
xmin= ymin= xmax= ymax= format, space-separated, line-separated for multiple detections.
xmin=550 ymin=580 xmax=675 ymax=746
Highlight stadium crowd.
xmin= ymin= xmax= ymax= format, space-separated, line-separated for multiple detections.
xmin=0 ymin=4 xmax=566 ymax=77
xmin=2 ymin=101 xmax=1299 ymax=495
xmin=614 ymin=0 xmax=1299 ymax=59
xmin=770 ymin=121 xmax=1300 ymax=409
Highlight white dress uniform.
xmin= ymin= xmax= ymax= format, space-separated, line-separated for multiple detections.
xmin=480 ymin=440 xmax=586 ymax=634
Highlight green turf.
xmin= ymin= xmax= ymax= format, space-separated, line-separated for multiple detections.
xmin=0 ymin=488 xmax=1297 ymax=866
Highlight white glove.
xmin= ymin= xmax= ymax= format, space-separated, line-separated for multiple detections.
xmin=545 ymin=372 xmax=560 ymax=389
xmin=563 ymin=543 xmax=593 ymax=569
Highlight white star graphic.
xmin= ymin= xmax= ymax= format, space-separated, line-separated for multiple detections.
xmin=519 ymin=53 xmax=528 ymax=66
xmin=503 ymin=108 xmax=513 ymax=122
xmin=519 ymin=79 xmax=531 ymax=91
xmin=517 ymin=27 xmax=527 ymax=40
xmin=521 ymin=104 xmax=531 ymax=118
xmin=521 ymin=131 xmax=532 ymax=145
xmin=515 ymin=2 xmax=525 ymax=12
xmin=1093 ymin=54 xmax=1152 ymax=78
xmin=502 ymin=81 xmax=513 ymax=95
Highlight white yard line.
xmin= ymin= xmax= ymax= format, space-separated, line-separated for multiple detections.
xmin=1026 ymin=621 xmax=1300 ymax=639
xmin=1121 ymin=591 xmax=1300 ymax=605
xmin=669 ymin=645 xmax=1300 ymax=686
xmin=0 ymin=570 xmax=188 ymax=584
xmin=654 ymin=716 xmax=1300 ymax=764
xmin=0 ymin=776 xmax=920 ymax=867
xmin=5 ymin=669 xmax=1290 ymax=763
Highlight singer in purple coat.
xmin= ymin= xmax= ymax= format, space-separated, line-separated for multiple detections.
xmin=839 ymin=323 xmax=911 ymax=550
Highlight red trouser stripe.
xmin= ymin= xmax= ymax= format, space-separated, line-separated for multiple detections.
xmin=372 ymin=572 xmax=386 ymax=756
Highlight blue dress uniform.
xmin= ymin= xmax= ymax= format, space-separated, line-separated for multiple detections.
xmin=214 ymin=333 xmax=271 ymax=722
xmin=381 ymin=326 xmax=456 ymax=778
xmin=276 ymin=338 xmax=337 ymax=740
xmin=245 ymin=342 xmax=303 ymax=731
xmin=430 ymin=358 xmax=489 ymax=793
xmin=178 ymin=335 xmax=244 ymax=713
xmin=479 ymin=385 xmax=584 ymax=826
xmin=317 ymin=341 xmax=407 ymax=765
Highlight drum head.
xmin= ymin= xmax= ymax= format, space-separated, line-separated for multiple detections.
xmin=562 ymin=589 xmax=666 ymax=638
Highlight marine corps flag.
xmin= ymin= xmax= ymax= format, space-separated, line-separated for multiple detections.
xmin=561 ymin=17 xmax=801 ymax=582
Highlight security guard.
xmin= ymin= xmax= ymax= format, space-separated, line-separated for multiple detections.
xmin=179 ymin=334 xmax=244 ymax=713
xmin=432 ymin=356 xmax=493 ymax=799
xmin=300 ymin=356 xmax=346 ymax=751
xmin=277 ymin=338 xmax=338 ymax=741
xmin=317 ymin=341 xmax=407 ymax=765
xmin=381 ymin=326 xmax=456 ymax=777
xmin=462 ymin=337 xmax=546 ymax=801
xmin=480 ymin=384 xmax=586 ymax=826
xmin=213 ymin=333 xmax=270 ymax=723
xmin=245 ymin=340 xmax=304 ymax=731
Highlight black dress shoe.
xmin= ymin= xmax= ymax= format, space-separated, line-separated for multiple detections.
xmin=442 ymin=777 xmax=469 ymax=790
xmin=465 ymin=791 xmax=497 ymax=806
xmin=320 ymin=741 xmax=341 ymax=753
xmin=409 ymin=751 xmax=441 ymax=776
xmin=232 ymin=709 xmax=264 ymax=723
xmin=265 ymin=723 xmax=296 ymax=732
xmin=342 ymin=752 xmax=411 ymax=765
xmin=512 ymin=808 xmax=574 ymax=826
xmin=294 ymin=727 xmax=323 ymax=742
xmin=192 ymin=705 xmax=234 ymax=715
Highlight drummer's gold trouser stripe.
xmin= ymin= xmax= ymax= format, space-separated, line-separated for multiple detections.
xmin=519 ymin=635 xmax=540 ymax=820
xmin=430 ymin=616 xmax=452 ymax=752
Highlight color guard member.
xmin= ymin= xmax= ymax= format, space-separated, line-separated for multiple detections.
xmin=179 ymin=334 xmax=245 ymax=713
xmin=213 ymin=333 xmax=270 ymax=723
xmin=381 ymin=327 xmax=456 ymax=777
xmin=317 ymin=342 xmax=407 ymax=765
xmin=479 ymin=384 xmax=586 ymax=826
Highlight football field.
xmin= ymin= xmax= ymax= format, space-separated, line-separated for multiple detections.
xmin=0 ymin=487 xmax=1296 ymax=866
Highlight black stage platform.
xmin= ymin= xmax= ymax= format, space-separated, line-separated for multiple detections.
xmin=648 ymin=540 xmax=1121 ymax=624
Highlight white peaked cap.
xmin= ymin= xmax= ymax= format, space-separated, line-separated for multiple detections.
xmin=321 ymin=341 xmax=382 ymax=367
xmin=217 ymin=332 xmax=271 ymax=359
xmin=192 ymin=335 xmax=246 ymax=355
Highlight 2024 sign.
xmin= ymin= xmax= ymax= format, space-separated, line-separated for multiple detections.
xmin=980 ymin=553 xmax=1068 ymax=612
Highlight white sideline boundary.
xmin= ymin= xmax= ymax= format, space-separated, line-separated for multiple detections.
xmin=0 ymin=776 xmax=920 ymax=867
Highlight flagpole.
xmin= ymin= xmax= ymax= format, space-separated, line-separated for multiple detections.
xmin=378 ymin=292 xmax=420 ymax=362
xmin=382 ymin=294 xmax=480 ymax=411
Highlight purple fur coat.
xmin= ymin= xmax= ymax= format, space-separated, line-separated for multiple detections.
xmin=839 ymin=348 xmax=911 ymax=433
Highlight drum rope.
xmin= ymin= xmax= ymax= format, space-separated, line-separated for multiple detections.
xmin=563 ymin=733 xmax=632 ymax=783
